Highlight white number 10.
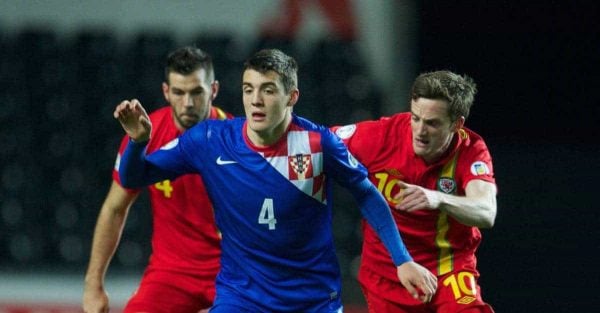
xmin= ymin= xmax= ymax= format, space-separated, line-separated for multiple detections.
xmin=258 ymin=198 xmax=277 ymax=230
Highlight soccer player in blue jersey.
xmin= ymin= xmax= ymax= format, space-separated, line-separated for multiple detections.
xmin=114 ymin=49 xmax=437 ymax=312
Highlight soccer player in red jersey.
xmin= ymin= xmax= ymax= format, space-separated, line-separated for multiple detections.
xmin=334 ymin=70 xmax=497 ymax=312
xmin=83 ymin=46 xmax=232 ymax=313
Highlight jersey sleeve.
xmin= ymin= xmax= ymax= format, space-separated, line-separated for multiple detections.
xmin=331 ymin=120 xmax=384 ymax=165
xmin=112 ymin=134 xmax=141 ymax=193
xmin=457 ymin=137 xmax=496 ymax=191
xmin=321 ymin=127 xmax=368 ymax=188
xmin=352 ymin=178 xmax=412 ymax=265
xmin=118 ymin=126 xmax=204 ymax=189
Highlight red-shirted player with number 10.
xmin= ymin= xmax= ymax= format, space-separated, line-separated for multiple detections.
xmin=334 ymin=70 xmax=497 ymax=313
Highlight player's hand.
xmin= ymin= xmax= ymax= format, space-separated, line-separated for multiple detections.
xmin=114 ymin=99 xmax=152 ymax=142
xmin=82 ymin=285 xmax=110 ymax=313
xmin=396 ymin=261 xmax=438 ymax=303
xmin=393 ymin=180 xmax=441 ymax=212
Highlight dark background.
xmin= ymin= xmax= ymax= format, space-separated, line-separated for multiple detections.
xmin=418 ymin=1 xmax=599 ymax=311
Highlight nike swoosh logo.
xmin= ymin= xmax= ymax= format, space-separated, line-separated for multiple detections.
xmin=216 ymin=156 xmax=237 ymax=165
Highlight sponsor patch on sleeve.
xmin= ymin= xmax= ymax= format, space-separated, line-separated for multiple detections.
xmin=470 ymin=161 xmax=490 ymax=176
xmin=335 ymin=124 xmax=357 ymax=139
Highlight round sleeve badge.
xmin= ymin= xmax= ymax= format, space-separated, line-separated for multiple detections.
xmin=334 ymin=124 xmax=356 ymax=139
xmin=470 ymin=161 xmax=490 ymax=176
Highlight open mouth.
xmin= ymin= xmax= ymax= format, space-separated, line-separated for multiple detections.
xmin=414 ymin=137 xmax=429 ymax=147
xmin=252 ymin=112 xmax=266 ymax=121
xmin=184 ymin=114 xmax=198 ymax=118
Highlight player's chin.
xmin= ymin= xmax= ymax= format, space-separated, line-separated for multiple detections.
xmin=413 ymin=148 xmax=427 ymax=158
xmin=248 ymin=119 xmax=269 ymax=130
xmin=181 ymin=115 xmax=200 ymax=126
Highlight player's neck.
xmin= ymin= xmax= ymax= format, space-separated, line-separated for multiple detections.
xmin=172 ymin=106 xmax=212 ymax=133
xmin=423 ymin=133 xmax=456 ymax=165
xmin=246 ymin=114 xmax=292 ymax=147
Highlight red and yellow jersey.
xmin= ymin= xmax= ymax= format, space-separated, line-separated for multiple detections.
xmin=113 ymin=105 xmax=232 ymax=276
xmin=333 ymin=112 xmax=496 ymax=281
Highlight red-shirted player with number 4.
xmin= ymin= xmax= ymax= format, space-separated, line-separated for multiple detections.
xmin=83 ymin=47 xmax=232 ymax=313
xmin=334 ymin=70 xmax=497 ymax=312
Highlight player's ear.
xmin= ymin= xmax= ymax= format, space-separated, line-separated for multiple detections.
xmin=453 ymin=116 xmax=465 ymax=131
xmin=162 ymin=82 xmax=170 ymax=102
xmin=288 ymin=89 xmax=299 ymax=107
xmin=211 ymin=80 xmax=220 ymax=100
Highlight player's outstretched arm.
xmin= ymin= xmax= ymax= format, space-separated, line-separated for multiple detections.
xmin=116 ymin=118 xmax=184 ymax=189
xmin=113 ymin=99 xmax=152 ymax=143
xmin=83 ymin=182 xmax=139 ymax=313
xmin=394 ymin=180 xmax=497 ymax=228
xmin=351 ymin=178 xmax=437 ymax=302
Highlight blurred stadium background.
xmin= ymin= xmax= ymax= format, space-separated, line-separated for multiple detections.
xmin=0 ymin=1 xmax=598 ymax=312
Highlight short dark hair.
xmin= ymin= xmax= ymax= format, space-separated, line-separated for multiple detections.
xmin=243 ymin=49 xmax=298 ymax=94
xmin=164 ymin=46 xmax=214 ymax=84
xmin=410 ymin=70 xmax=477 ymax=121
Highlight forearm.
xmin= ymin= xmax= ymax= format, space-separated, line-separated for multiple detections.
xmin=119 ymin=139 xmax=150 ymax=188
xmin=438 ymin=191 xmax=496 ymax=228
xmin=353 ymin=178 xmax=412 ymax=265
xmin=84 ymin=204 xmax=130 ymax=288
xmin=119 ymin=139 xmax=174 ymax=188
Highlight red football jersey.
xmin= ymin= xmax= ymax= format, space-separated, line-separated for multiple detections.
xmin=334 ymin=112 xmax=496 ymax=281
xmin=113 ymin=105 xmax=232 ymax=277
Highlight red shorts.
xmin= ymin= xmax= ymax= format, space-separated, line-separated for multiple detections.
xmin=358 ymin=267 xmax=494 ymax=313
xmin=124 ymin=268 xmax=216 ymax=313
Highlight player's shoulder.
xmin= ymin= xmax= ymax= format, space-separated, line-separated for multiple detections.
xmin=147 ymin=106 xmax=172 ymax=123
xmin=188 ymin=116 xmax=242 ymax=134
xmin=211 ymin=105 xmax=234 ymax=120
xmin=375 ymin=112 xmax=411 ymax=137
xmin=148 ymin=105 xmax=170 ymax=116
xmin=457 ymin=127 xmax=492 ymax=160
xmin=377 ymin=112 xmax=410 ymax=128
xmin=460 ymin=127 xmax=487 ymax=147
xmin=206 ymin=116 xmax=242 ymax=126
xmin=146 ymin=106 xmax=177 ymax=145
xmin=291 ymin=114 xmax=326 ymax=131
xmin=333 ymin=112 xmax=409 ymax=140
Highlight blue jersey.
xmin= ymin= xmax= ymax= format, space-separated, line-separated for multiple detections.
xmin=120 ymin=114 xmax=410 ymax=312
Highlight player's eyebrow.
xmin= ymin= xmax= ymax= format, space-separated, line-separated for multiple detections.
xmin=243 ymin=82 xmax=278 ymax=89
xmin=410 ymin=110 xmax=443 ymax=124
